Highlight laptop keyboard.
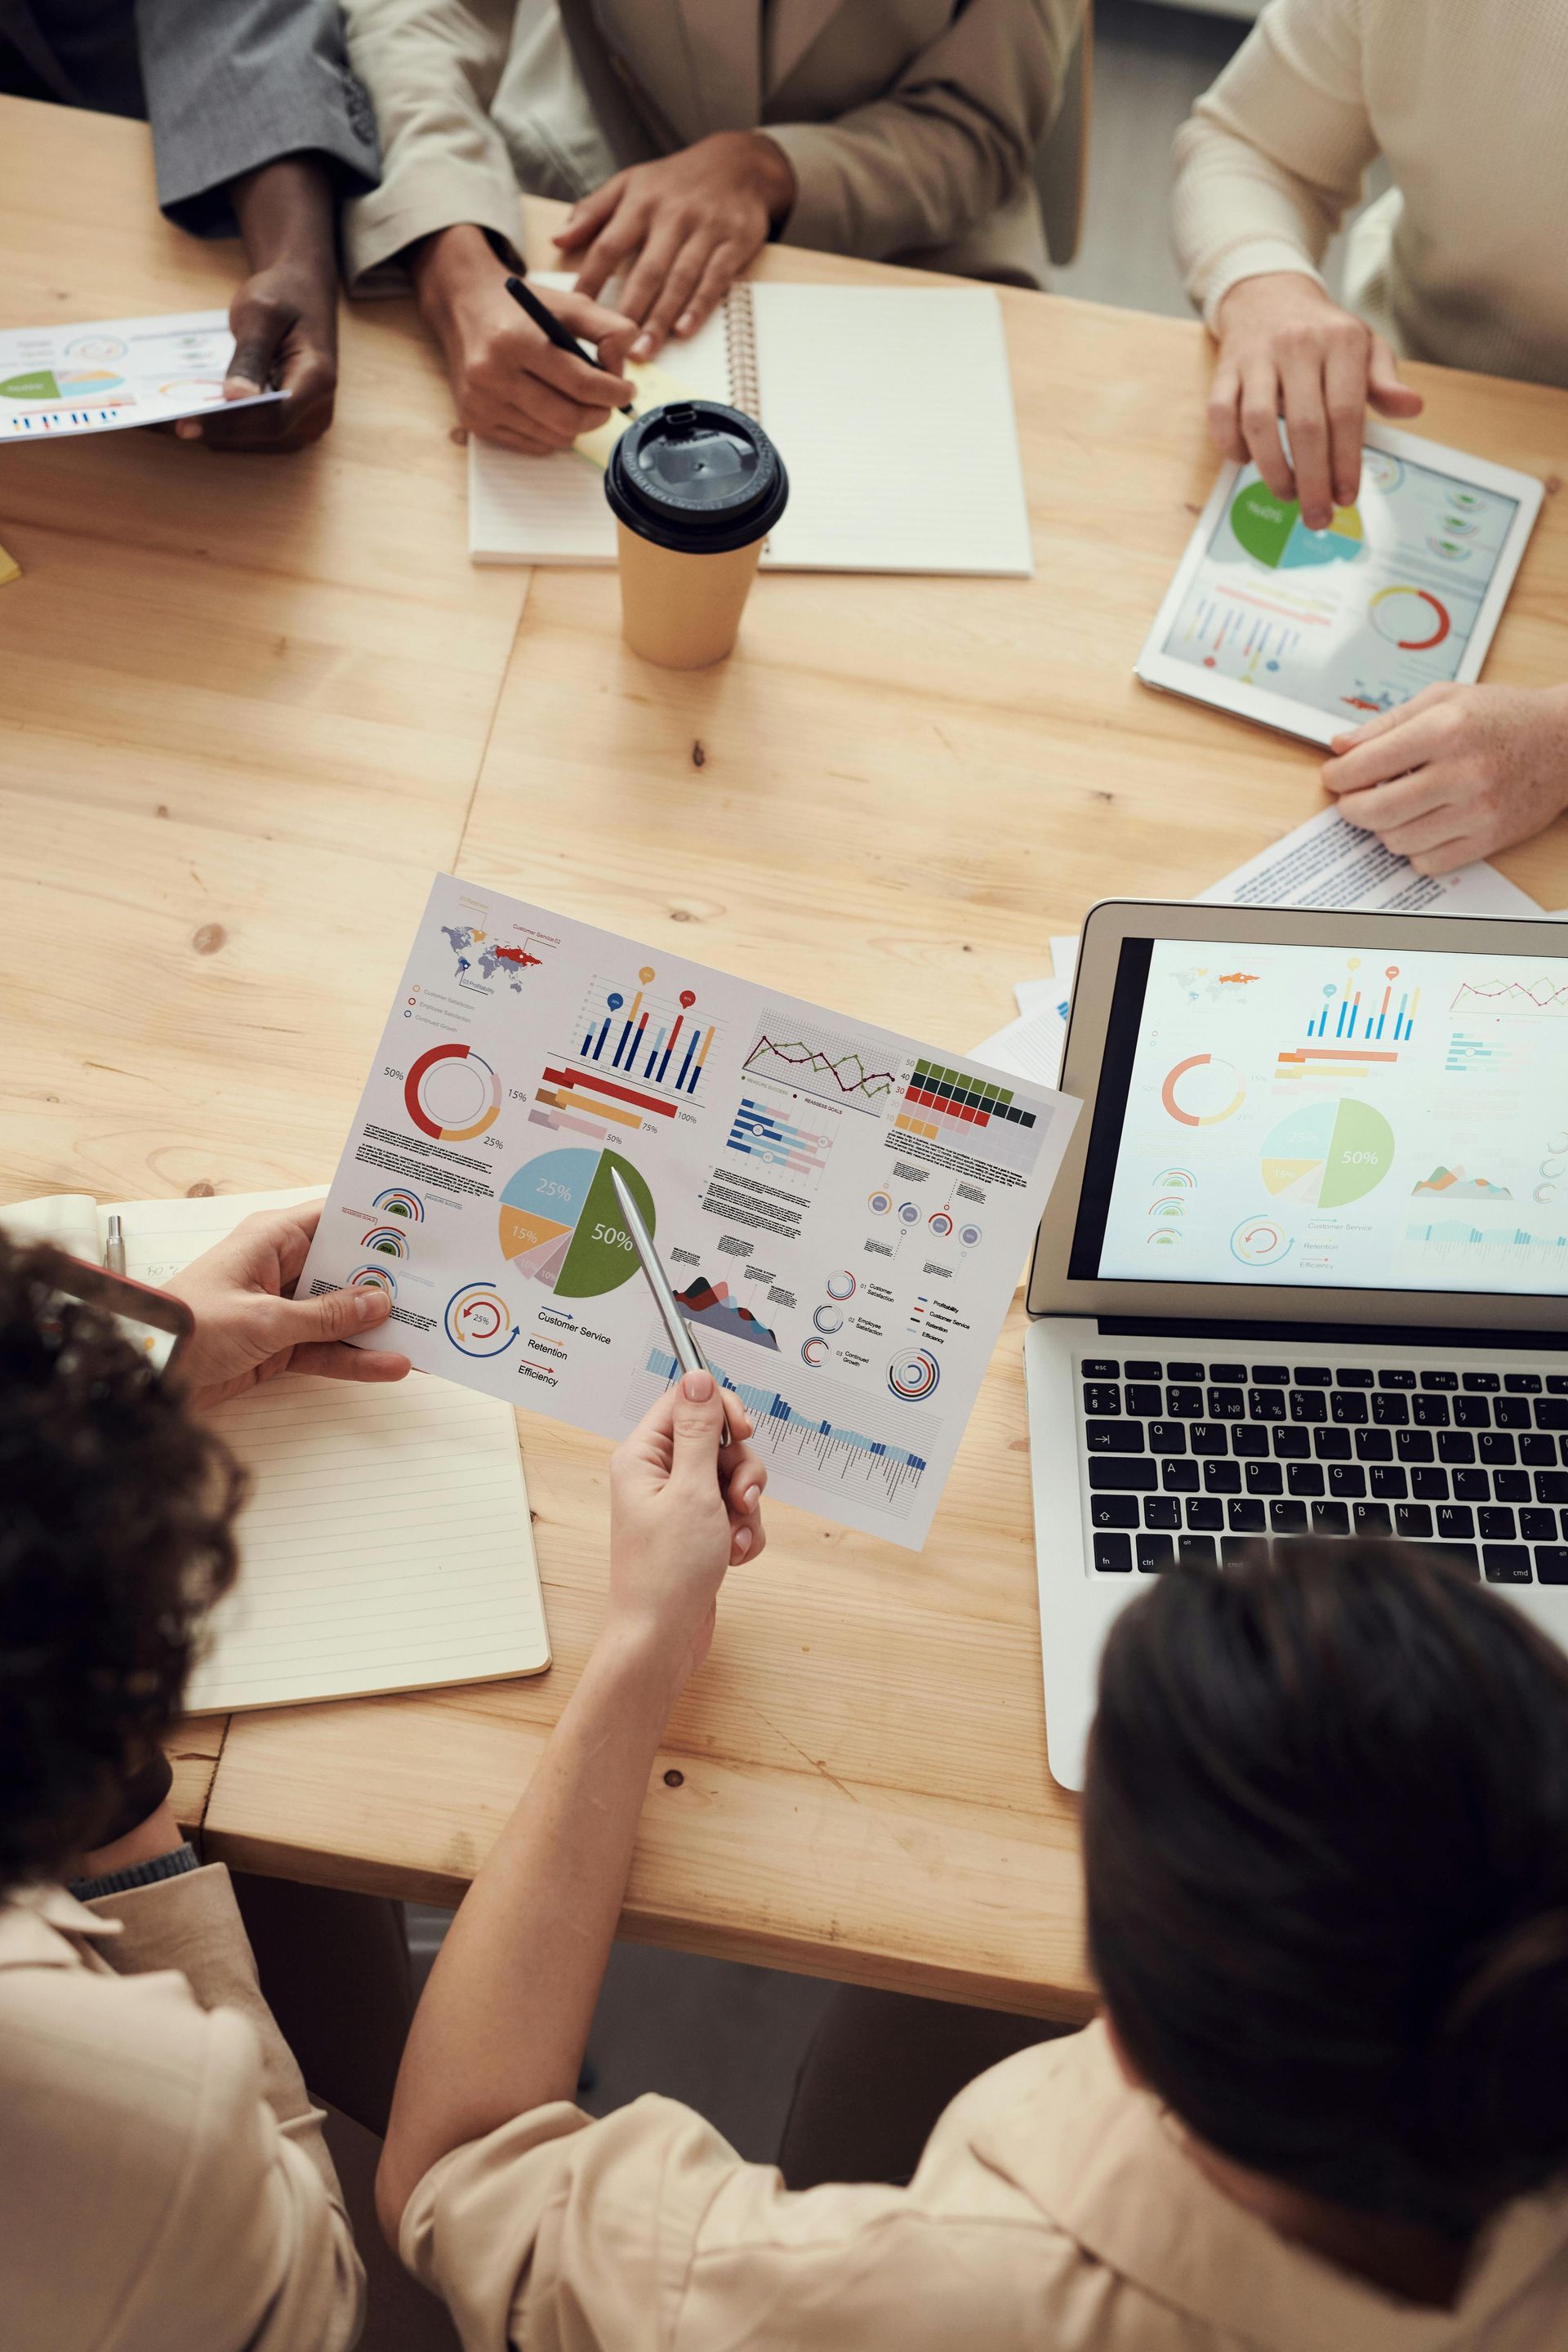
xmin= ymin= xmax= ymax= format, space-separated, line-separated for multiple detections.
xmin=1078 ymin=1355 xmax=1568 ymax=1587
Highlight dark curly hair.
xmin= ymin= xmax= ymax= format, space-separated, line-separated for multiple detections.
xmin=0 ymin=1232 xmax=243 ymax=1890
xmin=1086 ymin=1538 xmax=1568 ymax=2240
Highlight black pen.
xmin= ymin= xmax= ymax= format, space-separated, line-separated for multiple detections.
xmin=503 ymin=274 xmax=634 ymax=415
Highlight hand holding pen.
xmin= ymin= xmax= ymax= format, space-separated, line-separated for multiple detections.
xmin=408 ymin=227 xmax=637 ymax=454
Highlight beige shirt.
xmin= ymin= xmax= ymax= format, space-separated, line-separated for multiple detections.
xmin=0 ymin=1866 xmax=363 ymax=2352
xmin=400 ymin=2017 xmax=1568 ymax=2349
xmin=340 ymin=0 xmax=1082 ymax=293
xmin=1171 ymin=0 xmax=1568 ymax=387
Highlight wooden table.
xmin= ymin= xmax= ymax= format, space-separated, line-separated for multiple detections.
xmin=6 ymin=100 xmax=1568 ymax=2004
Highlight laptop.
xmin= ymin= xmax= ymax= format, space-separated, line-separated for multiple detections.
xmin=1025 ymin=898 xmax=1568 ymax=1791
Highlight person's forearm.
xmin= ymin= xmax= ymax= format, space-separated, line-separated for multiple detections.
xmin=376 ymin=1624 xmax=682 ymax=2236
xmin=230 ymin=154 xmax=336 ymax=279
xmin=409 ymin=222 xmax=499 ymax=327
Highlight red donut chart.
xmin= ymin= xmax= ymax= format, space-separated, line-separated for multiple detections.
xmin=1370 ymin=586 xmax=1450 ymax=653
xmin=405 ymin=1042 xmax=501 ymax=1143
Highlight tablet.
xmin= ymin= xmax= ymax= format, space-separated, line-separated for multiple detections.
xmin=1135 ymin=425 xmax=1544 ymax=747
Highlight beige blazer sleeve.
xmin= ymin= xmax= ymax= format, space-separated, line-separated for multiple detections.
xmin=1172 ymin=0 xmax=1380 ymax=328
xmin=340 ymin=0 xmax=524 ymax=288
xmin=399 ymin=2093 xmax=937 ymax=2352
xmin=768 ymin=0 xmax=1078 ymax=262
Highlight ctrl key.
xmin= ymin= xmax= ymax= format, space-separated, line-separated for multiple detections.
xmin=1136 ymin=1533 xmax=1174 ymax=1574
xmin=1094 ymin=1533 xmax=1133 ymax=1574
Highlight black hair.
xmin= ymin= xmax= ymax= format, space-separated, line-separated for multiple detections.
xmin=1085 ymin=1539 xmax=1568 ymax=2238
xmin=0 ymin=1232 xmax=243 ymax=1887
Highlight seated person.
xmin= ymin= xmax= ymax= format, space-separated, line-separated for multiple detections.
xmin=337 ymin=0 xmax=1082 ymax=454
xmin=375 ymin=1517 xmax=1568 ymax=2345
xmin=1172 ymin=0 xmax=1568 ymax=876
xmin=1 ymin=1 xmax=380 ymax=448
xmin=0 ymin=1208 xmax=438 ymax=2351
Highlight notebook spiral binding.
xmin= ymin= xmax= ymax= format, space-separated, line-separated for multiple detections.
xmin=724 ymin=284 xmax=762 ymax=421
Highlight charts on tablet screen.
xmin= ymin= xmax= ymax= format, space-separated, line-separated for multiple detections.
xmin=1161 ymin=450 xmax=1519 ymax=724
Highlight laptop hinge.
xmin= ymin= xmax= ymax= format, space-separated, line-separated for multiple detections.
xmin=1096 ymin=1314 xmax=1568 ymax=1352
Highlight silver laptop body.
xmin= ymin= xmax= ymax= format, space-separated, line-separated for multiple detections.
xmin=1026 ymin=900 xmax=1568 ymax=1790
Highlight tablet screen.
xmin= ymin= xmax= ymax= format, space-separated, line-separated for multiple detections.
xmin=1159 ymin=450 xmax=1519 ymax=725
xmin=1071 ymin=935 xmax=1568 ymax=1298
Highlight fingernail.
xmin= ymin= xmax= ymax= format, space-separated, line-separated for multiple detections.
xmin=355 ymin=1289 xmax=388 ymax=1321
xmin=174 ymin=419 xmax=201 ymax=439
xmin=734 ymin=1527 xmax=753 ymax=1557
xmin=743 ymin=1485 xmax=760 ymax=1513
xmin=631 ymin=334 xmax=654 ymax=361
xmin=682 ymin=1369 xmax=713 ymax=1401
xmin=675 ymin=313 xmax=694 ymax=336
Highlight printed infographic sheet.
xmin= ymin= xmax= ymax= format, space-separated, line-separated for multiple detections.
xmin=0 ymin=311 xmax=282 ymax=442
xmin=1099 ymin=936 xmax=1568 ymax=1298
xmin=301 ymin=877 xmax=1078 ymax=1548
xmin=1160 ymin=449 xmax=1519 ymax=723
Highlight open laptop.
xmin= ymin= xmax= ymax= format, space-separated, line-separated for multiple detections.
xmin=1025 ymin=898 xmax=1568 ymax=1791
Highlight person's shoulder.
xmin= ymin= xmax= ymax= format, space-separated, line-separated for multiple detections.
xmin=0 ymin=1944 xmax=279 ymax=2345
xmin=0 ymin=1936 xmax=266 ymax=2164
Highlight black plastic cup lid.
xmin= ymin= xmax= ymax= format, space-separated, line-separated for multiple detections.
xmin=605 ymin=399 xmax=788 ymax=555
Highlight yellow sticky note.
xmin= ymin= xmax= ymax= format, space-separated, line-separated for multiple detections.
xmin=574 ymin=359 xmax=696 ymax=471
xmin=0 ymin=541 xmax=19 ymax=586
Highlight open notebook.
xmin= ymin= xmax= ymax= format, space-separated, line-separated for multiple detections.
xmin=1 ymin=1186 xmax=549 ymax=1712
xmin=470 ymin=276 xmax=1032 ymax=576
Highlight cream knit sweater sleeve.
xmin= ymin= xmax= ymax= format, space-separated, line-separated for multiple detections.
xmin=1172 ymin=0 xmax=1380 ymax=330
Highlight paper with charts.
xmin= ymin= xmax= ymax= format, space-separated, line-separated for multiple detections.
xmin=0 ymin=310 xmax=283 ymax=442
xmin=301 ymin=877 xmax=1078 ymax=1549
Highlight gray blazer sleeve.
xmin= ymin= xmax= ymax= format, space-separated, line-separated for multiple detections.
xmin=136 ymin=0 xmax=381 ymax=235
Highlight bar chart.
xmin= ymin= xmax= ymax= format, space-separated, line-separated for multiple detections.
xmin=725 ymin=1095 xmax=835 ymax=1187
xmin=576 ymin=972 xmax=718 ymax=1098
xmin=1305 ymin=965 xmax=1418 ymax=1044
xmin=636 ymin=1347 xmax=933 ymax=1512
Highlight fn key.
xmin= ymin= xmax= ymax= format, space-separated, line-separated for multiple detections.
xmin=1094 ymin=1533 xmax=1133 ymax=1573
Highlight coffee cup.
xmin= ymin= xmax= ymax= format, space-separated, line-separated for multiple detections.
xmin=604 ymin=400 xmax=788 ymax=669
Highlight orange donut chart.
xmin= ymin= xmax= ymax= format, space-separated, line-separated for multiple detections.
xmin=405 ymin=1041 xmax=501 ymax=1142
xmin=1161 ymin=1054 xmax=1246 ymax=1128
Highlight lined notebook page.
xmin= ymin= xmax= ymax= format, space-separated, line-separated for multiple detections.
xmin=469 ymin=276 xmax=731 ymax=564
xmin=5 ymin=1183 xmax=548 ymax=1713
xmin=188 ymin=1375 xmax=545 ymax=1712
xmin=754 ymin=285 xmax=1032 ymax=576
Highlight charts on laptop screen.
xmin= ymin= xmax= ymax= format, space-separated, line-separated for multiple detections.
xmin=1072 ymin=938 xmax=1568 ymax=1298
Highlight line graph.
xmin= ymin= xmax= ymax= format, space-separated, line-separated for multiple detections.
xmin=1449 ymin=976 xmax=1568 ymax=1018
xmin=742 ymin=1018 xmax=898 ymax=1112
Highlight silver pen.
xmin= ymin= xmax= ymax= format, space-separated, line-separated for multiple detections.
xmin=104 ymin=1213 xmax=127 ymax=1276
xmin=610 ymin=1166 xmax=736 ymax=1445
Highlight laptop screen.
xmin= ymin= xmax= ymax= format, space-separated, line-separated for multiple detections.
xmin=1068 ymin=934 xmax=1568 ymax=1298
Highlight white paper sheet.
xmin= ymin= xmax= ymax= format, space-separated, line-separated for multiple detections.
xmin=0 ymin=310 xmax=283 ymax=442
xmin=299 ymin=876 xmax=1079 ymax=1550
xmin=1199 ymin=805 xmax=1542 ymax=916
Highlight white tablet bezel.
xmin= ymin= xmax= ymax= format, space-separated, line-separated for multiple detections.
xmin=1027 ymin=898 xmax=1568 ymax=1334
xmin=1134 ymin=424 xmax=1544 ymax=748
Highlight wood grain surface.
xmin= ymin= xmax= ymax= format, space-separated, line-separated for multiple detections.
xmin=7 ymin=114 xmax=1568 ymax=2011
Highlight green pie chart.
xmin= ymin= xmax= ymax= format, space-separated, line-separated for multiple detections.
xmin=1261 ymin=1099 xmax=1395 ymax=1209
xmin=497 ymin=1145 xmax=653 ymax=1298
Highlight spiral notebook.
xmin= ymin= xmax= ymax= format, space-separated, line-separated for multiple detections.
xmin=468 ymin=277 xmax=1033 ymax=576
xmin=0 ymin=1186 xmax=550 ymax=1712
